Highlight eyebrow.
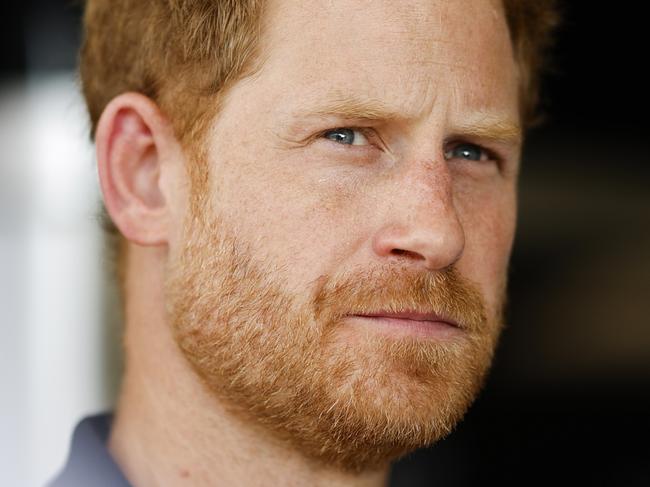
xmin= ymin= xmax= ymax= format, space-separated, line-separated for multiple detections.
xmin=451 ymin=119 xmax=523 ymax=145
xmin=296 ymin=95 xmax=405 ymax=122
xmin=292 ymin=95 xmax=523 ymax=145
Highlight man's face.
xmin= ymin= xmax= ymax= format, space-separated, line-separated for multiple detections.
xmin=165 ymin=0 xmax=520 ymax=471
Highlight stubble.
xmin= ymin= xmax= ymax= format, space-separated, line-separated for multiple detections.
xmin=165 ymin=198 xmax=504 ymax=472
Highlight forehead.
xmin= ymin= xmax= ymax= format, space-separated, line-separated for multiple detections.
xmin=255 ymin=0 xmax=519 ymax=123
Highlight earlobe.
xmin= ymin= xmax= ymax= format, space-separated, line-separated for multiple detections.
xmin=96 ymin=93 xmax=178 ymax=246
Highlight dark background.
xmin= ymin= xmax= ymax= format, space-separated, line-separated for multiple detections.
xmin=2 ymin=1 xmax=648 ymax=485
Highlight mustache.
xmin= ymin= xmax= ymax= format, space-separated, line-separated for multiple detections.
xmin=312 ymin=264 xmax=488 ymax=333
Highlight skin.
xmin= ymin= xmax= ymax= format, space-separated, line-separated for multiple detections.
xmin=96 ymin=0 xmax=521 ymax=485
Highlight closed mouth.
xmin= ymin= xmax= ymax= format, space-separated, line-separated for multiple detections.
xmin=350 ymin=310 xmax=460 ymax=328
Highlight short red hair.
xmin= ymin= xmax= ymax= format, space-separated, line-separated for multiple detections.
xmin=79 ymin=0 xmax=560 ymax=290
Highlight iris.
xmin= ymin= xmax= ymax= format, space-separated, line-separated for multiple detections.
xmin=445 ymin=143 xmax=486 ymax=162
xmin=324 ymin=128 xmax=358 ymax=145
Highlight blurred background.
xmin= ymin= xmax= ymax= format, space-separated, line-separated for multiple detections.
xmin=0 ymin=1 xmax=648 ymax=486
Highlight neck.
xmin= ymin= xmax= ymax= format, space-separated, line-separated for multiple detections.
xmin=108 ymin=244 xmax=389 ymax=487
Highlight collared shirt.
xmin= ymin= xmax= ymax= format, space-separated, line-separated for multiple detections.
xmin=48 ymin=413 xmax=132 ymax=487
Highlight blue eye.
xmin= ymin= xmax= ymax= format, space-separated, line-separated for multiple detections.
xmin=444 ymin=143 xmax=489 ymax=162
xmin=323 ymin=128 xmax=370 ymax=146
xmin=325 ymin=128 xmax=354 ymax=144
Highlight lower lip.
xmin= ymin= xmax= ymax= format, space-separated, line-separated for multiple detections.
xmin=345 ymin=315 xmax=464 ymax=340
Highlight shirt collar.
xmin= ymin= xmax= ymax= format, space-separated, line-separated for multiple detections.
xmin=48 ymin=413 xmax=132 ymax=487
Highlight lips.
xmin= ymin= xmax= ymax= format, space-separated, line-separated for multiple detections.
xmin=350 ymin=311 xmax=460 ymax=328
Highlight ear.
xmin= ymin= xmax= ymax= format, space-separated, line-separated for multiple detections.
xmin=95 ymin=93 xmax=181 ymax=246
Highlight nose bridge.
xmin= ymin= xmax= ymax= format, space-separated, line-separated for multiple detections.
xmin=371 ymin=157 xmax=465 ymax=271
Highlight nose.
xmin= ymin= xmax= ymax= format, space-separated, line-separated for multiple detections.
xmin=371 ymin=162 xmax=465 ymax=271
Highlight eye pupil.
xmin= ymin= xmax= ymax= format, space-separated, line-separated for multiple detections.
xmin=325 ymin=128 xmax=355 ymax=145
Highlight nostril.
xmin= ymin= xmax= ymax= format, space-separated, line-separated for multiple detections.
xmin=372 ymin=222 xmax=465 ymax=271
xmin=391 ymin=248 xmax=424 ymax=260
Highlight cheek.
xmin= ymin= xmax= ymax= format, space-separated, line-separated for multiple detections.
xmin=211 ymin=149 xmax=361 ymax=288
xmin=455 ymin=182 xmax=517 ymax=310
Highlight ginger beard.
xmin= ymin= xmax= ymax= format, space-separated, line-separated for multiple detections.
xmin=165 ymin=186 xmax=506 ymax=472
